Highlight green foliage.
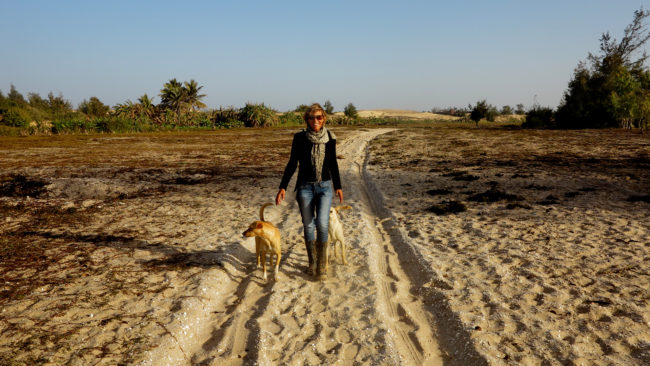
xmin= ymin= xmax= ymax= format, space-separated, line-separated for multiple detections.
xmin=159 ymin=78 xmax=206 ymax=123
xmin=7 ymin=84 xmax=26 ymax=105
xmin=294 ymin=104 xmax=309 ymax=113
xmin=79 ymin=96 xmax=110 ymax=117
xmin=470 ymin=100 xmax=489 ymax=126
xmin=522 ymin=106 xmax=555 ymax=129
xmin=501 ymin=105 xmax=513 ymax=115
xmin=51 ymin=117 xmax=95 ymax=134
xmin=278 ymin=112 xmax=304 ymax=126
xmin=239 ymin=103 xmax=278 ymax=127
xmin=486 ymin=105 xmax=499 ymax=122
xmin=323 ymin=100 xmax=334 ymax=114
xmin=344 ymin=103 xmax=358 ymax=118
xmin=95 ymin=117 xmax=134 ymax=133
xmin=47 ymin=92 xmax=73 ymax=117
xmin=28 ymin=93 xmax=49 ymax=110
xmin=2 ymin=108 xmax=30 ymax=127
xmin=212 ymin=106 xmax=241 ymax=128
xmin=556 ymin=8 xmax=650 ymax=129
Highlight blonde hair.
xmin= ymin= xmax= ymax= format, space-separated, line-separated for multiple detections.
xmin=303 ymin=103 xmax=327 ymax=122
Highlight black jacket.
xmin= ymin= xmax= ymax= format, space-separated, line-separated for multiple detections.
xmin=279 ymin=130 xmax=342 ymax=191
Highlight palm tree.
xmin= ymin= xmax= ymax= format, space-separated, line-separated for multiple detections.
xmin=137 ymin=93 xmax=156 ymax=120
xmin=114 ymin=100 xmax=137 ymax=120
xmin=160 ymin=78 xmax=185 ymax=122
xmin=184 ymin=79 xmax=206 ymax=112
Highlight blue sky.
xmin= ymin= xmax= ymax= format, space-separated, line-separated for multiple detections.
xmin=1 ymin=0 xmax=648 ymax=112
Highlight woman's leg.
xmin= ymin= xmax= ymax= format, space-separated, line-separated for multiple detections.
xmin=296 ymin=183 xmax=316 ymax=242
xmin=314 ymin=181 xmax=333 ymax=280
xmin=314 ymin=181 xmax=334 ymax=243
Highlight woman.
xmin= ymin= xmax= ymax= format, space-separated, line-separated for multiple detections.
xmin=276 ymin=103 xmax=343 ymax=281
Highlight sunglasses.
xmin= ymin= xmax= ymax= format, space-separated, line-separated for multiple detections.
xmin=307 ymin=115 xmax=324 ymax=121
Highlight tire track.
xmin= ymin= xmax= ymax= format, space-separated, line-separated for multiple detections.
xmin=343 ymin=129 xmax=444 ymax=365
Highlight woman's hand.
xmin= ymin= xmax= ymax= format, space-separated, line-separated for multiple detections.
xmin=336 ymin=189 xmax=343 ymax=203
xmin=276 ymin=189 xmax=286 ymax=205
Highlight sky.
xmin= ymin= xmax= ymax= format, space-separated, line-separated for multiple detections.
xmin=1 ymin=0 xmax=648 ymax=112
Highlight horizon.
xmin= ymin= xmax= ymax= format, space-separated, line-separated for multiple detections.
xmin=1 ymin=0 xmax=648 ymax=112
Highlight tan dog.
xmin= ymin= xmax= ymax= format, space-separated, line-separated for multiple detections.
xmin=326 ymin=205 xmax=351 ymax=269
xmin=242 ymin=203 xmax=282 ymax=280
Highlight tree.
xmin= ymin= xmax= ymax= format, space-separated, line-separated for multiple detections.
xmin=79 ymin=96 xmax=109 ymax=117
xmin=515 ymin=103 xmax=525 ymax=115
xmin=486 ymin=105 xmax=498 ymax=122
xmin=114 ymin=100 xmax=137 ymax=120
xmin=137 ymin=94 xmax=157 ymax=120
xmin=294 ymin=104 xmax=309 ymax=113
xmin=608 ymin=65 xmax=642 ymax=128
xmin=159 ymin=78 xmax=206 ymax=123
xmin=7 ymin=84 xmax=26 ymax=105
xmin=470 ymin=100 xmax=488 ymax=126
xmin=159 ymin=78 xmax=185 ymax=122
xmin=323 ymin=100 xmax=334 ymax=114
xmin=501 ymin=105 xmax=513 ymax=115
xmin=556 ymin=8 xmax=650 ymax=129
xmin=183 ymin=79 xmax=206 ymax=112
xmin=47 ymin=92 xmax=72 ymax=117
xmin=28 ymin=93 xmax=49 ymax=110
xmin=343 ymin=103 xmax=358 ymax=119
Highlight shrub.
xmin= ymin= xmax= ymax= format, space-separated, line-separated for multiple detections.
xmin=1 ymin=107 xmax=30 ymax=127
xmin=522 ymin=107 xmax=555 ymax=129
xmin=95 ymin=117 xmax=135 ymax=133
xmin=239 ymin=103 xmax=278 ymax=127
xmin=79 ymin=96 xmax=110 ymax=117
xmin=51 ymin=117 xmax=95 ymax=134
xmin=344 ymin=103 xmax=358 ymax=119
xmin=278 ymin=112 xmax=303 ymax=126
xmin=212 ymin=107 xmax=243 ymax=128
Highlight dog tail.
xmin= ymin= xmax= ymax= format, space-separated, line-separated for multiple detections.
xmin=260 ymin=202 xmax=274 ymax=221
xmin=335 ymin=205 xmax=352 ymax=213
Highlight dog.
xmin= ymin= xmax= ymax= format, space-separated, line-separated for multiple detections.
xmin=326 ymin=205 xmax=352 ymax=269
xmin=242 ymin=203 xmax=282 ymax=280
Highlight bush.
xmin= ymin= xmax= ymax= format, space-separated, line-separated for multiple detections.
xmin=79 ymin=96 xmax=110 ymax=118
xmin=344 ymin=103 xmax=358 ymax=119
xmin=51 ymin=117 xmax=95 ymax=134
xmin=0 ymin=125 xmax=21 ymax=136
xmin=95 ymin=117 xmax=134 ymax=133
xmin=1 ymin=107 xmax=31 ymax=127
xmin=212 ymin=107 xmax=243 ymax=128
xmin=278 ymin=112 xmax=304 ymax=126
xmin=239 ymin=103 xmax=278 ymax=127
xmin=522 ymin=107 xmax=555 ymax=128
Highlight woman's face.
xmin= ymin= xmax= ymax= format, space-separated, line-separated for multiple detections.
xmin=306 ymin=112 xmax=325 ymax=132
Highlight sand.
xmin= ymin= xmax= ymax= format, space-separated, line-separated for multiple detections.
xmin=0 ymin=124 xmax=648 ymax=365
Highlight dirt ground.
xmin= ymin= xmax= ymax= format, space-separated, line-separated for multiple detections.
xmin=0 ymin=124 xmax=648 ymax=365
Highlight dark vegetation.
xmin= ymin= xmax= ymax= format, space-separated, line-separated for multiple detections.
xmin=369 ymin=126 xmax=650 ymax=216
xmin=0 ymin=78 xmax=380 ymax=136
xmin=525 ymin=8 xmax=650 ymax=131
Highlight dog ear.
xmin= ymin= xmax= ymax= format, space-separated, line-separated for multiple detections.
xmin=256 ymin=222 xmax=264 ymax=229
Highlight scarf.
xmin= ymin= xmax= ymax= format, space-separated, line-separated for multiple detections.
xmin=305 ymin=126 xmax=334 ymax=182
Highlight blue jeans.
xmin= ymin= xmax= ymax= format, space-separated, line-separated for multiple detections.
xmin=296 ymin=181 xmax=333 ymax=243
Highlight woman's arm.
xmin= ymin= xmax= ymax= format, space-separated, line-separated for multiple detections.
xmin=277 ymin=134 xmax=300 ymax=204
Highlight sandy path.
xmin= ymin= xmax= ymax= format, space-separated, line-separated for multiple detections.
xmin=154 ymin=129 xmax=461 ymax=365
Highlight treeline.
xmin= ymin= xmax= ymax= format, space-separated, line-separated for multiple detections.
xmin=0 ymin=79 xmax=371 ymax=135
xmin=432 ymin=103 xmax=526 ymax=119
xmin=0 ymin=78 xmax=219 ymax=135
xmin=524 ymin=8 xmax=650 ymax=131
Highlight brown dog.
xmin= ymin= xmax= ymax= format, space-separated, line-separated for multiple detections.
xmin=242 ymin=203 xmax=282 ymax=281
